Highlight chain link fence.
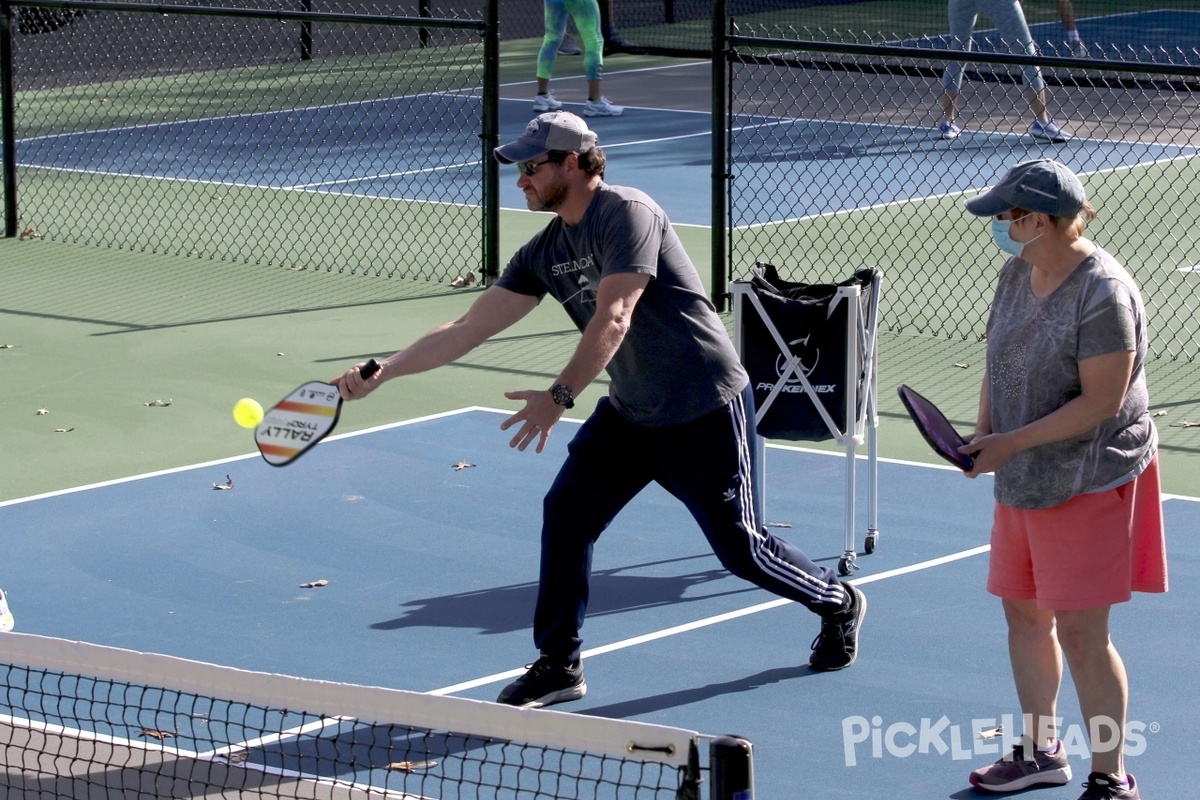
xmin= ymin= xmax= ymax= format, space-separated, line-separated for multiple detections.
xmin=720 ymin=22 xmax=1200 ymax=362
xmin=3 ymin=0 xmax=498 ymax=287
xmin=5 ymin=0 xmax=1200 ymax=357
xmin=605 ymin=0 xmax=1200 ymax=61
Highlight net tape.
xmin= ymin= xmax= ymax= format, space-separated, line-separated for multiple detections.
xmin=2 ymin=633 xmax=700 ymax=799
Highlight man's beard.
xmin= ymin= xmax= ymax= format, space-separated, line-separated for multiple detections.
xmin=529 ymin=180 xmax=569 ymax=213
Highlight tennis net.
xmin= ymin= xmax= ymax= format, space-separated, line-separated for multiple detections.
xmin=2 ymin=632 xmax=751 ymax=799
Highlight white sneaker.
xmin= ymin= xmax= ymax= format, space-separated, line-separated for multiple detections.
xmin=1030 ymin=119 xmax=1071 ymax=142
xmin=583 ymin=96 xmax=623 ymax=117
xmin=938 ymin=121 xmax=962 ymax=140
xmin=0 ymin=589 xmax=14 ymax=632
xmin=532 ymin=92 xmax=563 ymax=112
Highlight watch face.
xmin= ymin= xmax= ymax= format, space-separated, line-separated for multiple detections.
xmin=551 ymin=384 xmax=574 ymax=408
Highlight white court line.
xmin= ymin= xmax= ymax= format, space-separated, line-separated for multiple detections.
xmin=0 ymin=406 xmax=485 ymax=510
xmin=735 ymin=152 xmax=1200 ymax=231
xmin=428 ymin=543 xmax=993 ymax=696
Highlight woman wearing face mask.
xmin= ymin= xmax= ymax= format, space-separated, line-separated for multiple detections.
xmin=956 ymin=159 xmax=1166 ymax=800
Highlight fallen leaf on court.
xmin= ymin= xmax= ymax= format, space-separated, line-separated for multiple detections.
xmin=211 ymin=474 xmax=234 ymax=490
xmin=19 ymin=227 xmax=39 ymax=240
xmin=36 ymin=408 xmax=49 ymax=415
xmin=0 ymin=343 xmax=15 ymax=349
xmin=277 ymin=352 xmax=285 ymax=356
xmin=223 ymin=750 xmax=250 ymax=764
xmin=299 ymin=579 xmax=329 ymax=589
xmin=139 ymin=728 xmax=175 ymax=740
xmin=977 ymin=725 xmax=1003 ymax=740
xmin=388 ymin=761 xmax=437 ymax=772
xmin=54 ymin=427 xmax=74 ymax=433
xmin=1170 ymin=420 xmax=1199 ymax=428
xmin=953 ymin=362 xmax=969 ymax=369
xmin=766 ymin=522 xmax=793 ymax=528
xmin=452 ymin=461 xmax=476 ymax=471
xmin=144 ymin=398 xmax=172 ymax=407
xmin=1152 ymin=410 xmax=1168 ymax=418
xmin=451 ymin=271 xmax=477 ymax=288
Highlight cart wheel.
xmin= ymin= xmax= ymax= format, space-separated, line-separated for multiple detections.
xmin=838 ymin=554 xmax=856 ymax=576
xmin=864 ymin=531 xmax=878 ymax=554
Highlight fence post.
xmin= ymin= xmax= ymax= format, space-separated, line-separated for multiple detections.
xmin=481 ymin=0 xmax=499 ymax=282
xmin=710 ymin=0 xmax=728 ymax=310
xmin=299 ymin=0 xmax=312 ymax=60
xmin=0 ymin=0 xmax=17 ymax=237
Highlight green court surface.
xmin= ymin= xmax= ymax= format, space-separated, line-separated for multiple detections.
xmin=3 ymin=4 xmax=1198 ymax=501
xmin=3 ymin=225 xmax=1198 ymax=504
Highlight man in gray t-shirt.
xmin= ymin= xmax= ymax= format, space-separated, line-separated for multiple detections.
xmin=497 ymin=182 xmax=745 ymax=426
xmin=334 ymin=112 xmax=866 ymax=708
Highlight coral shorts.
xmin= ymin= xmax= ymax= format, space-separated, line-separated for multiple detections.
xmin=987 ymin=455 xmax=1168 ymax=610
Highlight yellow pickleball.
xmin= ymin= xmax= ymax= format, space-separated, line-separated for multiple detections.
xmin=233 ymin=397 xmax=264 ymax=429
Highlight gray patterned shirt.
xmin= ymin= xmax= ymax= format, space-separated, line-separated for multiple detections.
xmin=985 ymin=247 xmax=1157 ymax=509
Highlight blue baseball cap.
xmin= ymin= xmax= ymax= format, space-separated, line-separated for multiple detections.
xmin=494 ymin=111 xmax=599 ymax=164
xmin=964 ymin=159 xmax=1086 ymax=218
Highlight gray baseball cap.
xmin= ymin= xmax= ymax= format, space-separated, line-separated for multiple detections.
xmin=494 ymin=111 xmax=599 ymax=164
xmin=964 ymin=159 xmax=1086 ymax=218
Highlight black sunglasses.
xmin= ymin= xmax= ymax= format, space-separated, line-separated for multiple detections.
xmin=518 ymin=157 xmax=555 ymax=177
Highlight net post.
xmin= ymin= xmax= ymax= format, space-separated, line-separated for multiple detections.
xmin=710 ymin=735 xmax=754 ymax=799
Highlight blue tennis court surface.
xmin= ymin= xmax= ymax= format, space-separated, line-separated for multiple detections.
xmin=900 ymin=9 xmax=1200 ymax=64
xmin=18 ymin=93 xmax=1198 ymax=228
xmin=1 ymin=409 xmax=1196 ymax=798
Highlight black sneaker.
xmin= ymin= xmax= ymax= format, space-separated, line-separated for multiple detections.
xmin=1078 ymin=772 xmax=1140 ymax=800
xmin=808 ymin=583 xmax=866 ymax=671
xmin=603 ymin=32 xmax=633 ymax=56
xmin=496 ymin=656 xmax=586 ymax=708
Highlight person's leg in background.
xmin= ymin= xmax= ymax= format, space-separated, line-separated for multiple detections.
xmin=559 ymin=14 xmax=582 ymax=55
xmin=986 ymin=0 xmax=1071 ymax=141
xmin=568 ymin=0 xmax=623 ymax=116
xmin=937 ymin=0 xmax=977 ymax=139
xmin=534 ymin=0 xmax=570 ymax=111
xmin=598 ymin=0 xmax=630 ymax=54
xmin=1055 ymin=0 xmax=1087 ymax=56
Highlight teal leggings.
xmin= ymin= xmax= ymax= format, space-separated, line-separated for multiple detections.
xmin=539 ymin=0 xmax=603 ymax=82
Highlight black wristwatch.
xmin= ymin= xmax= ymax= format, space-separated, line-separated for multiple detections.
xmin=550 ymin=383 xmax=575 ymax=409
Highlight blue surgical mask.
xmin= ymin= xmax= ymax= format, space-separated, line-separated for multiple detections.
xmin=991 ymin=218 xmax=1023 ymax=256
